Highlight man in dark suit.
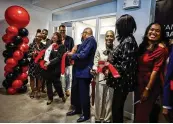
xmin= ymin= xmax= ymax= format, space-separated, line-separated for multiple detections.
xmin=155 ymin=0 xmax=173 ymax=122
xmin=163 ymin=44 xmax=173 ymax=122
xmin=59 ymin=25 xmax=74 ymax=97
xmin=66 ymin=28 xmax=97 ymax=122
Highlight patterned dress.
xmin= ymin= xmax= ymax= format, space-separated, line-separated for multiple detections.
xmin=28 ymin=42 xmax=45 ymax=78
xmin=107 ymin=35 xmax=138 ymax=92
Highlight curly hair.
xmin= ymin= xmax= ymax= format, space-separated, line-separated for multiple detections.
xmin=53 ymin=32 xmax=62 ymax=44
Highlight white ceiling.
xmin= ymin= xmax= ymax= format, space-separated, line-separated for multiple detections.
xmin=32 ymin=0 xmax=114 ymax=14
xmin=0 ymin=0 xmax=115 ymax=20
xmin=32 ymin=0 xmax=84 ymax=10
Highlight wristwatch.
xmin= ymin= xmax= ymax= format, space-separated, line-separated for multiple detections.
xmin=145 ymin=87 xmax=150 ymax=91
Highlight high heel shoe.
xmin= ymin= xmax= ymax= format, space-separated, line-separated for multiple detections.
xmin=36 ymin=91 xmax=41 ymax=99
xmin=29 ymin=92 xmax=35 ymax=99
xmin=47 ymin=100 xmax=53 ymax=105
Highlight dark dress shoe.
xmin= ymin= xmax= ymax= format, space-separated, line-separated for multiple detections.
xmin=77 ymin=116 xmax=90 ymax=123
xmin=95 ymin=120 xmax=101 ymax=123
xmin=47 ymin=100 xmax=53 ymax=105
xmin=66 ymin=110 xmax=81 ymax=116
xmin=103 ymin=121 xmax=111 ymax=123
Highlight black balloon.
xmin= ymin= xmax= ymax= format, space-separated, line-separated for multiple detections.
xmin=13 ymin=36 xmax=22 ymax=45
xmin=2 ymin=80 xmax=10 ymax=89
xmin=4 ymin=57 xmax=9 ymax=63
xmin=6 ymin=72 xmax=16 ymax=81
xmin=13 ymin=66 xmax=22 ymax=75
xmin=19 ymin=58 xmax=29 ymax=66
xmin=24 ymin=53 xmax=28 ymax=58
xmin=3 ymin=50 xmax=11 ymax=58
xmin=3 ymin=50 xmax=14 ymax=58
xmin=18 ymin=28 xmax=29 ymax=37
xmin=23 ymin=79 xmax=28 ymax=85
xmin=5 ymin=43 xmax=17 ymax=51
xmin=17 ymin=85 xmax=27 ymax=93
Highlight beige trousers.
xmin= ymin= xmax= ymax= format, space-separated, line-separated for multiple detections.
xmin=95 ymin=83 xmax=114 ymax=122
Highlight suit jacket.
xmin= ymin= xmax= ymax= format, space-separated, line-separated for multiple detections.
xmin=93 ymin=46 xmax=113 ymax=84
xmin=107 ymin=35 xmax=138 ymax=92
xmin=64 ymin=35 xmax=74 ymax=52
xmin=45 ymin=39 xmax=52 ymax=48
xmin=43 ymin=44 xmax=66 ymax=80
xmin=72 ymin=36 xmax=97 ymax=78
xmin=163 ymin=45 xmax=173 ymax=108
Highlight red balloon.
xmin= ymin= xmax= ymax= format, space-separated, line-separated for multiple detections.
xmin=12 ymin=80 xmax=23 ymax=89
xmin=19 ymin=43 xmax=29 ymax=52
xmin=22 ymin=66 xmax=28 ymax=73
xmin=22 ymin=37 xmax=29 ymax=44
xmin=39 ymin=60 xmax=47 ymax=70
xmin=6 ymin=58 xmax=17 ymax=68
xmin=13 ymin=50 xmax=24 ymax=61
xmin=7 ymin=87 xmax=16 ymax=95
xmin=2 ymin=34 xmax=13 ymax=44
xmin=4 ymin=64 xmax=13 ymax=72
xmin=5 ymin=6 xmax=30 ymax=29
xmin=17 ymin=73 xmax=28 ymax=81
xmin=6 ymin=26 xmax=18 ymax=36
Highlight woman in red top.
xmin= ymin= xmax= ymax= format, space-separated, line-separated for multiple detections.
xmin=134 ymin=23 xmax=168 ymax=122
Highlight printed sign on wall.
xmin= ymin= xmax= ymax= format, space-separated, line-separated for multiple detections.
xmin=155 ymin=0 xmax=173 ymax=40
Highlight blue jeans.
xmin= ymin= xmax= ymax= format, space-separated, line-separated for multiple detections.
xmin=65 ymin=66 xmax=70 ymax=91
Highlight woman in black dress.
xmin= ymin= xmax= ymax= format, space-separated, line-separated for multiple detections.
xmin=43 ymin=32 xmax=66 ymax=105
xmin=28 ymin=32 xmax=45 ymax=98
xmin=104 ymin=14 xmax=138 ymax=122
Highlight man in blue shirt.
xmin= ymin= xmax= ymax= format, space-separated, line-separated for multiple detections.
xmin=66 ymin=28 xmax=97 ymax=122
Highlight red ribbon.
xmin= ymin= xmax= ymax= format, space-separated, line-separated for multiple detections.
xmin=170 ymin=80 xmax=173 ymax=90
xmin=34 ymin=49 xmax=46 ymax=63
xmin=107 ymin=63 xmax=120 ymax=78
xmin=61 ymin=53 xmax=67 ymax=75
xmin=91 ymin=80 xmax=96 ymax=106
xmin=33 ymin=44 xmax=69 ymax=76
xmin=97 ymin=61 xmax=120 ymax=78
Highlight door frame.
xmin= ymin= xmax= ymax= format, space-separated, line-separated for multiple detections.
xmin=49 ymin=13 xmax=116 ymax=42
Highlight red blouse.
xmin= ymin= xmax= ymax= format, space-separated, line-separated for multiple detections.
xmin=138 ymin=46 xmax=168 ymax=87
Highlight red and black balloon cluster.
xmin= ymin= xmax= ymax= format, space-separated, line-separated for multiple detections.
xmin=2 ymin=6 xmax=30 ymax=95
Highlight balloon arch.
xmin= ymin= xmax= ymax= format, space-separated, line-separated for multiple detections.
xmin=2 ymin=6 xmax=30 ymax=95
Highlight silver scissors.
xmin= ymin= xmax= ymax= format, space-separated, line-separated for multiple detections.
xmin=132 ymin=100 xmax=141 ymax=105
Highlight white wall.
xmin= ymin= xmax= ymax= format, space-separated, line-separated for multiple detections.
xmin=116 ymin=0 xmax=156 ymax=45
xmin=0 ymin=0 xmax=52 ymax=87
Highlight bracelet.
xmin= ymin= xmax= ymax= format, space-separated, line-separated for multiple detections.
xmin=145 ymin=87 xmax=150 ymax=91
